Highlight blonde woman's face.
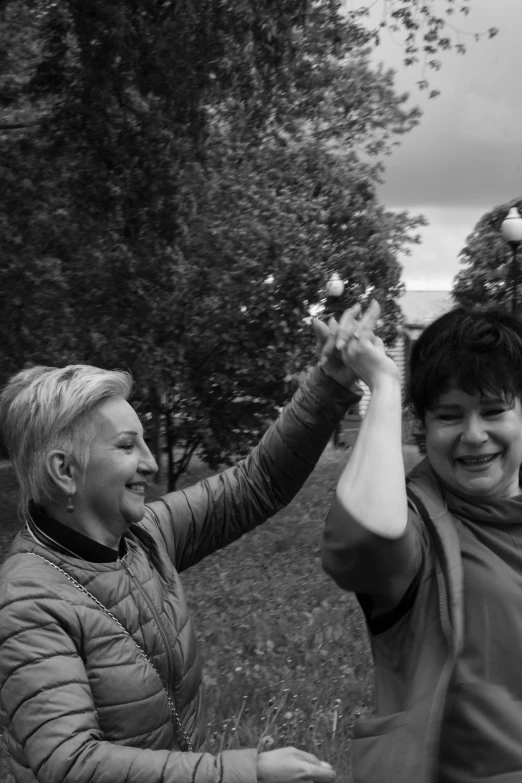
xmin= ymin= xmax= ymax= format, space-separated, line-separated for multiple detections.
xmin=75 ymin=398 xmax=158 ymax=536
xmin=425 ymin=388 xmax=522 ymax=499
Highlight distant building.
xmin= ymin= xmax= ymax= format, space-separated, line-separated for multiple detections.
xmin=358 ymin=290 xmax=454 ymax=415
xmin=400 ymin=290 xmax=455 ymax=341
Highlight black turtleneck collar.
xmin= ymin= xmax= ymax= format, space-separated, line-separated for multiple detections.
xmin=28 ymin=502 xmax=126 ymax=563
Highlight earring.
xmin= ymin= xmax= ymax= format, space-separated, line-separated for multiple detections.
xmin=66 ymin=495 xmax=74 ymax=513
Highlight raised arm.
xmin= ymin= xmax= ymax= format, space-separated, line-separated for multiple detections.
xmin=322 ymin=303 xmax=420 ymax=606
xmin=144 ymin=304 xmax=375 ymax=572
xmin=145 ymin=364 xmax=360 ymax=572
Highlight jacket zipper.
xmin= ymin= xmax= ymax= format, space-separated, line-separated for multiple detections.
xmin=119 ymin=556 xmax=176 ymax=701
xmin=409 ymin=497 xmax=457 ymax=783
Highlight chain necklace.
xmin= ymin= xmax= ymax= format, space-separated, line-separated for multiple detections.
xmin=25 ymin=515 xmax=89 ymax=562
xmin=27 ymin=551 xmax=194 ymax=752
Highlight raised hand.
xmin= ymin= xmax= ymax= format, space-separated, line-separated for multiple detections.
xmin=313 ymin=301 xmax=379 ymax=389
xmin=257 ymin=747 xmax=335 ymax=783
xmin=334 ymin=300 xmax=400 ymax=391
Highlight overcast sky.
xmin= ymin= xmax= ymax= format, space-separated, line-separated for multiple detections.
xmin=364 ymin=0 xmax=522 ymax=290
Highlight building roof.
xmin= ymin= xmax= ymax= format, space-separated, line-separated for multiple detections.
xmin=399 ymin=290 xmax=454 ymax=327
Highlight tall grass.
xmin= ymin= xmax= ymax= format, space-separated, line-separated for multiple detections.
xmin=0 ymin=445 xmax=422 ymax=783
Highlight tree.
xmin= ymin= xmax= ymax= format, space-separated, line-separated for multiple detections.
xmin=356 ymin=0 xmax=498 ymax=99
xmin=453 ymin=199 xmax=522 ymax=311
xmin=0 ymin=0 xmax=491 ymax=485
xmin=169 ymin=129 xmax=425 ymax=469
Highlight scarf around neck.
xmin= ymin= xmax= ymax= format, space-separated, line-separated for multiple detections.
xmin=408 ymin=456 xmax=522 ymax=528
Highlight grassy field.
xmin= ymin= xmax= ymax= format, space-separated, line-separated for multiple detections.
xmin=0 ymin=444 xmax=422 ymax=783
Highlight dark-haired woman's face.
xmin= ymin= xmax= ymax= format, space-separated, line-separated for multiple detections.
xmin=425 ymin=388 xmax=522 ymax=499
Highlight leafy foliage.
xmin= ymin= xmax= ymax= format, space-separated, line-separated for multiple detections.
xmin=453 ymin=199 xmax=522 ymax=311
xmin=353 ymin=0 xmax=498 ymax=98
xmin=0 ymin=0 xmax=488 ymax=484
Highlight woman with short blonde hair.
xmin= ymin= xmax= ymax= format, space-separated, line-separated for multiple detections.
xmin=1 ymin=364 xmax=132 ymax=513
xmin=0 ymin=303 xmax=377 ymax=783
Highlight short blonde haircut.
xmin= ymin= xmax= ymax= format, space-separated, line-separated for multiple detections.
xmin=0 ymin=365 xmax=133 ymax=516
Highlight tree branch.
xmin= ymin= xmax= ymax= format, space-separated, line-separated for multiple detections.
xmin=0 ymin=120 xmax=41 ymax=129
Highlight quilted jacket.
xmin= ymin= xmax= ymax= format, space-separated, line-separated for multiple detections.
xmin=0 ymin=366 xmax=357 ymax=783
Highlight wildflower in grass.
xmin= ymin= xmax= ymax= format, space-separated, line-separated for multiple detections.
xmin=258 ymin=735 xmax=274 ymax=751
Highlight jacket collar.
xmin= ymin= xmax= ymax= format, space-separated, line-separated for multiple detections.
xmin=27 ymin=502 xmax=125 ymax=563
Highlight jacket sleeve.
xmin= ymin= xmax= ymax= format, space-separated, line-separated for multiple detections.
xmin=322 ymin=499 xmax=423 ymax=600
xmin=0 ymin=573 xmax=258 ymax=783
xmin=146 ymin=366 xmax=359 ymax=572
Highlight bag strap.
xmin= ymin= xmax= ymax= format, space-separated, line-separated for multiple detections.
xmin=28 ymin=552 xmax=194 ymax=751
xmin=406 ymin=483 xmax=465 ymax=781
xmin=406 ymin=483 xmax=463 ymax=655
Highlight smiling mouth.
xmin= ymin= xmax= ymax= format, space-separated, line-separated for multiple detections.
xmin=126 ymin=483 xmax=146 ymax=495
xmin=455 ymin=454 xmax=499 ymax=469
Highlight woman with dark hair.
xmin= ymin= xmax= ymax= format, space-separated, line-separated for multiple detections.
xmin=322 ymin=305 xmax=522 ymax=783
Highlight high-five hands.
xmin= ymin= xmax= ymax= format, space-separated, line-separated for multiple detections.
xmin=313 ymin=301 xmax=381 ymax=390
xmin=257 ymin=747 xmax=335 ymax=783
xmin=334 ymin=300 xmax=400 ymax=391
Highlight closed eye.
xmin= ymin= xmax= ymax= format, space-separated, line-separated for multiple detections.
xmin=437 ymin=413 xmax=461 ymax=422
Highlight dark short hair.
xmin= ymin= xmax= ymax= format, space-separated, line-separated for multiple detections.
xmin=407 ymin=306 xmax=522 ymax=421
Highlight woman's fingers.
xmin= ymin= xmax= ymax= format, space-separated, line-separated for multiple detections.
xmin=358 ymin=298 xmax=381 ymax=332
xmin=312 ymin=316 xmax=331 ymax=350
xmin=306 ymin=763 xmax=335 ymax=782
xmin=346 ymin=301 xmax=362 ymax=321
xmin=294 ymin=752 xmax=335 ymax=783
xmin=305 ymin=759 xmax=335 ymax=782
xmin=336 ymin=305 xmax=360 ymax=341
xmin=336 ymin=299 xmax=381 ymax=351
xmin=257 ymin=747 xmax=335 ymax=783
xmin=351 ymin=299 xmax=381 ymax=343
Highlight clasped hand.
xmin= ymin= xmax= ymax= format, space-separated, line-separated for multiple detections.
xmin=314 ymin=300 xmax=400 ymax=391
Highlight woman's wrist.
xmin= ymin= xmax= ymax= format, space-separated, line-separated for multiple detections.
xmin=367 ymin=369 xmax=402 ymax=396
